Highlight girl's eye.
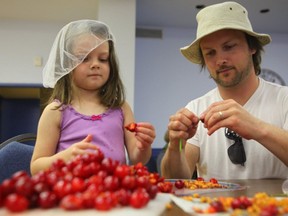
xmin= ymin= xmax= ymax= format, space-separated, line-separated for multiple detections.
xmin=99 ymin=58 xmax=109 ymax=62
xmin=82 ymin=57 xmax=89 ymax=62
xmin=75 ymin=55 xmax=88 ymax=62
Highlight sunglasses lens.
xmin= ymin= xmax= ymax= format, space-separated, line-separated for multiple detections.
xmin=225 ymin=128 xmax=246 ymax=166
xmin=227 ymin=141 xmax=246 ymax=165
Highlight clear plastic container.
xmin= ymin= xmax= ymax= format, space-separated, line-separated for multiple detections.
xmin=282 ymin=179 xmax=288 ymax=195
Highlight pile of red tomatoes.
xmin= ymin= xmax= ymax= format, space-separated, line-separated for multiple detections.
xmin=0 ymin=148 xmax=173 ymax=212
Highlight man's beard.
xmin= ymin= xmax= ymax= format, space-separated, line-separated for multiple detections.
xmin=210 ymin=60 xmax=253 ymax=88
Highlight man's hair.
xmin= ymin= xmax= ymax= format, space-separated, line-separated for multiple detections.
xmin=199 ymin=33 xmax=264 ymax=75
xmin=245 ymin=34 xmax=264 ymax=75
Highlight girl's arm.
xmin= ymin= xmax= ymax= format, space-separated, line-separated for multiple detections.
xmin=30 ymin=102 xmax=98 ymax=175
xmin=30 ymin=102 xmax=62 ymax=175
xmin=122 ymin=102 xmax=155 ymax=165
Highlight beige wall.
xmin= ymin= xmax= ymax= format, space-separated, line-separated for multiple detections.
xmin=0 ymin=0 xmax=136 ymax=108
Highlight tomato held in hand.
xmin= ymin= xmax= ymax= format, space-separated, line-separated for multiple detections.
xmin=125 ymin=122 xmax=137 ymax=132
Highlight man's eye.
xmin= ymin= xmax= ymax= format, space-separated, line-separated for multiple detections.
xmin=205 ymin=50 xmax=215 ymax=56
xmin=224 ymin=44 xmax=236 ymax=51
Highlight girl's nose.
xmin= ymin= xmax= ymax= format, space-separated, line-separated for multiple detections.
xmin=90 ymin=59 xmax=100 ymax=69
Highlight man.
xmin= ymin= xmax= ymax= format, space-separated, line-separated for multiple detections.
xmin=161 ymin=1 xmax=288 ymax=180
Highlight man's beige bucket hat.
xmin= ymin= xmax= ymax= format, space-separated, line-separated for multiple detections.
xmin=180 ymin=1 xmax=271 ymax=64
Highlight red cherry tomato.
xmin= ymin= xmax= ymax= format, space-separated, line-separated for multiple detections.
xmin=174 ymin=180 xmax=185 ymax=189
xmin=125 ymin=122 xmax=137 ymax=132
xmin=210 ymin=178 xmax=218 ymax=184
xmin=5 ymin=193 xmax=29 ymax=212
xmin=197 ymin=177 xmax=205 ymax=181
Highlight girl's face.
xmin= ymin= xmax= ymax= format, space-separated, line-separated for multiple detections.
xmin=72 ymin=38 xmax=110 ymax=92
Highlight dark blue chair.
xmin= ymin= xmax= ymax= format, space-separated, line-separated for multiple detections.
xmin=0 ymin=133 xmax=36 ymax=183
xmin=145 ymin=155 xmax=158 ymax=173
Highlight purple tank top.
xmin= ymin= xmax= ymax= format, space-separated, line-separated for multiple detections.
xmin=56 ymin=105 xmax=126 ymax=164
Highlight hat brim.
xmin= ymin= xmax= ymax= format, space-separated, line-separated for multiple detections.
xmin=180 ymin=28 xmax=271 ymax=64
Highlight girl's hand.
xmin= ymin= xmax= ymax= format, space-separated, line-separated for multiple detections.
xmin=134 ymin=122 xmax=156 ymax=150
xmin=61 ymin=134 xmax=99 ymax=161
xmin=168 ymin=108 xmax=199 ymax=151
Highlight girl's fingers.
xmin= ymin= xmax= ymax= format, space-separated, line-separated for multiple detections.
xmin=82 ymin=134 xmax=93 ymax=142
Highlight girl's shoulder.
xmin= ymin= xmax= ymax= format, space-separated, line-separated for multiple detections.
xmin=42 ymin=101 xmax=63 ymax=123
xmin=120 ymin=101 xmax=132 ymax=113
xmin=42 ymin=101 xmax=63 ymax=115
xmin=46 ymin=100 xmax=61 ymax=108
xmin=120 ymin=101 xmax=134 ymax=122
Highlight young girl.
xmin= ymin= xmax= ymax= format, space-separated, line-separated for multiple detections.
xmin=30 ymin=20 xmax=155 ymax=175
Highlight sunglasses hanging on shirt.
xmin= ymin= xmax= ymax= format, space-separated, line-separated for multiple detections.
xmin=225 ymin=128 xmax=246 ymax=166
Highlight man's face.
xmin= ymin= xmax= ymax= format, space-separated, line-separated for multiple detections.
xmin=200 ymin=29 xmax=256 ymax=88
